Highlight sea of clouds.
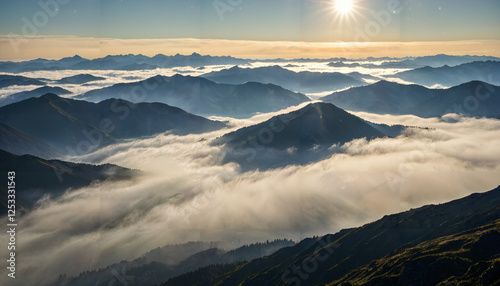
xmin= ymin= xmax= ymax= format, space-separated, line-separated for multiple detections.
xmin=0 ymin=63 xmax=497 ymax=285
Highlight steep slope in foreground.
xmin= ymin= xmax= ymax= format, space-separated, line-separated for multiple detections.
xmin=0 ymin=93 xmax=226 ymax=155
xmin=165 ymin=186 xmax=500 ymax=286
xmin=77 ymin=74 xmax=310 ymax=117
xmin=0 ymin=148 xmax=141 ymax=214
xmin=333 ymin=221 xmax=500 ymax=286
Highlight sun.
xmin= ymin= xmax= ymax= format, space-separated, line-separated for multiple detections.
xmin=335 ymin=0 xmax=354 ymax=14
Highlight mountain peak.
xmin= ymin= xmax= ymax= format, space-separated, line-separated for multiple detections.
xmin=40 ymin=93 xmax=63 ymax=101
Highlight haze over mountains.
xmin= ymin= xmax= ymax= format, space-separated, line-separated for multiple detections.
xmin=77 ymin=74 xmax=310 ymax=117
xmin=323 ymin=80 xmax=500 ymax=118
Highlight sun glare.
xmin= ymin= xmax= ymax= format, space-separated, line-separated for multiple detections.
xmin=335 ymin=0 xmax=353 ymax=14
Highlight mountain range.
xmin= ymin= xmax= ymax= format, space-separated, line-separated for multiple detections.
xmin=201 ymin=65 xmax=365 ymax=93
xmin=329 ymin=55 xmax=500 ymax=70
xmin=77 ymin=74 xmax=311 ymax=117
xmin=322 ymin=80 xmax=500 ymax=118
xmin=0 ymin=93 xmax=226 ymax=156
xmin=0 ymin=148 xmax=141 ymax=214
xmin=0 ymin=86 xmax=71 ymax=107
xmin=160 ymin=185 xmax=500 ymax=286
xmin=0 ymin=53 xmax=250 ymax=73
xmin=393 ymin=60 xmax=500 ymax=87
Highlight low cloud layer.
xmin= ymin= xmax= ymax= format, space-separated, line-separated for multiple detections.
xmin=1 ymin=110 xmax=499 ymax=285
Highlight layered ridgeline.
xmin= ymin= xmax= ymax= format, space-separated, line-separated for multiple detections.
xmin=0 ymin=94 xmax=226 ymax=156
xmin=0 ymin=148 xmax=141 ymax=214
xmin=0 ymin=74 xmax=46 ymax=88
xmin=77 ymin=74 xmax=310 ymax=117
xmin=328 ymin=54 xmax=500 ymax=69
xmin=0 ymin=53 xmax=249 ymax=73
xmin=161 ymin=185 xmax=500 ymax=286
xmin=213 ymin=102 xmax=405 ymax=170
xmin=392 ymin=61 xmax=500 ymax=87
xmin=322 ymin=80 xmax=500 ymax=118
xmin=56 ymin=239 xmax=295 ymax=286
xmin=201 ymin=65 xmax=366 ymax=93
xmin=0 ymin=86 xmax=71 ymax=107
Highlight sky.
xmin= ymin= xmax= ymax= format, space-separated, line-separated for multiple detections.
xmin=0 ymin=0 xmax=499 ymax=59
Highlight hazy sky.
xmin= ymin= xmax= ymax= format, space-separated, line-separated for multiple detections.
xmin=0 ymin=0 xmax=499 ymax=59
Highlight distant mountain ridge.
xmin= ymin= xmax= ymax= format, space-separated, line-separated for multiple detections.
xmin=0 ymin=53 xmax=250 ymax=73
xmin=55 ymin=73 xmax=106 ymax=84
xmin=201 ymin=65 xmax=365 ymax=93
xmin=0 ymin=93 xmax=226 ymax=155
xmin=0 ymin=86 xmax=71 ymax=107
xmin=0 ymin=74 xmax=46 ymax=88
xmin=77 ymin=74 xmax=311 ymax=117
xmin=322 ymin=80 xmax=500 ymax=118
xmin=393 ymin=60 xmax=500 ymax=87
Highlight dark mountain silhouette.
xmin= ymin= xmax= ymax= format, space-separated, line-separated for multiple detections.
xmin=166 ymin=185 xmax=500 ymax=286
xmin=0 ymin=121 xmax=60 ymax=158
xmin=322 ymin=80 xmax=500 ymax=118
xmin=322 ymin=80 xmax=438 ymax=114
xmin=58 ymin=239 xmax=295 ymax=286
xmin=77 ymin=74 xmax=310 ymax=117
xmin=215 ymin=102 xmax=402 ymax=150
xmin=0 ymin=93 xmax=226 ymax=155
xmin=0 ymin=74 xmax=46 ymax=88
xmin=413 ymin=81 xmax=500 ymax=118
xmin=0 ymin=53 xmax=249 ymax=73
xmin=201 ymin=65 xmax=364 ymax=93
xmin=0 ymin=86 xmax=71 ymax=107
xmin=393 ymin=60 xmax=500 ymax=87
xmin=0 ymin=148 xmax=141 ymax=214
xmin=213 ymin=102 xmax=405 ymax=170
xmin=55 ymin=73 xmax=106 ymax=84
